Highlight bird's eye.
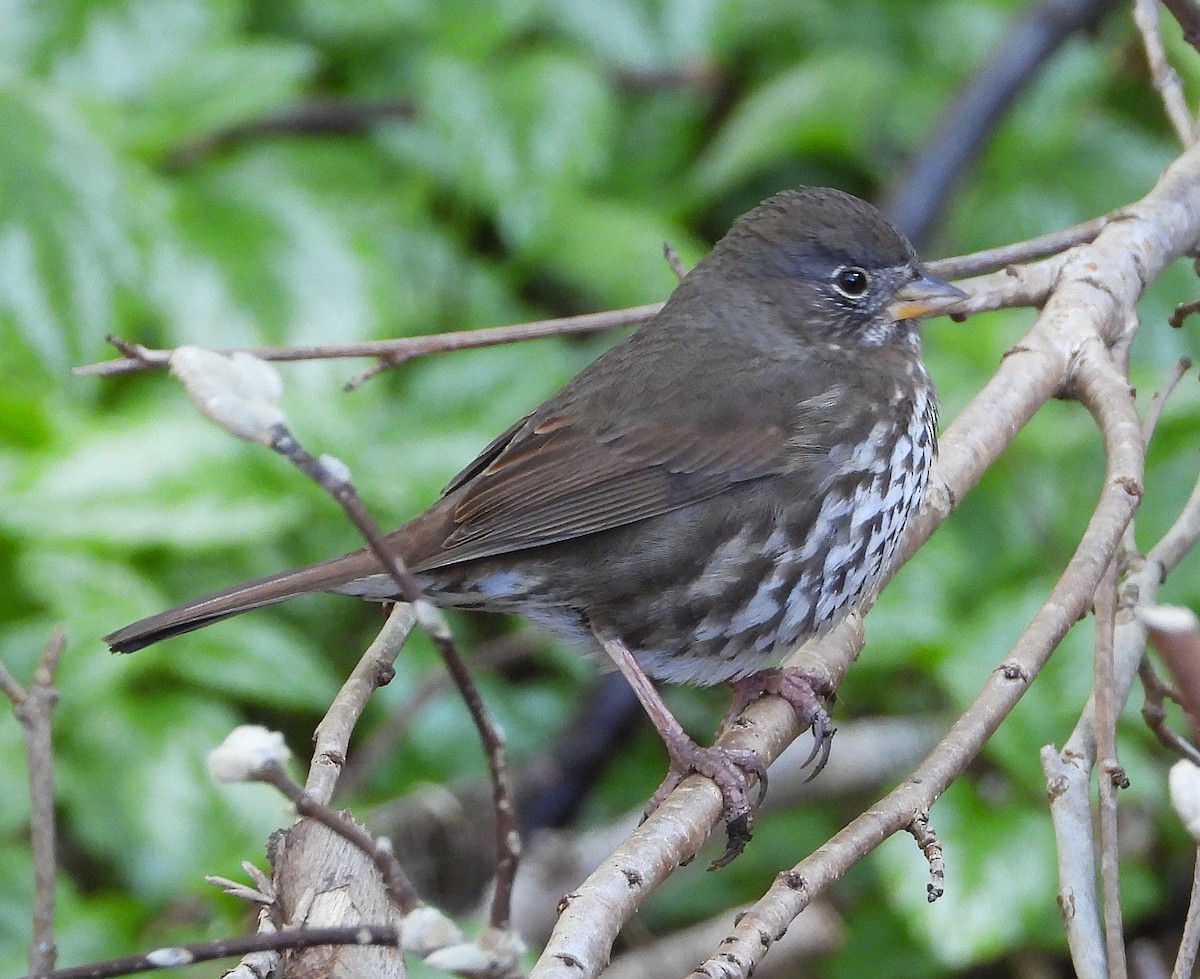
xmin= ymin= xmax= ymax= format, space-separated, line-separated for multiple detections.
xmin=833 ymin=266 xmax=869 ymax=298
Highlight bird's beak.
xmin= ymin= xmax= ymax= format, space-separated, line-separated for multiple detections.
xmin=888 ymin=273 xmax=968 ymax=321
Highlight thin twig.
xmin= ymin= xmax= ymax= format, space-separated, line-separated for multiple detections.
xmin=1135 ymin=0 xmax=1198 ymax=145
xmin=1 ymin=628 xmax=66 ymax=978
xmin=71 ymin=304 xmax=664 ymax=385
xmin=17 ymin=925 xmax=400 ymax=979
xmin=306 ymin=604 xmax=418 ymax=805
xmin=255 ymin=761 xmax=419 ymax=914
xmin=663 ymin=241 xmax=688 ymax=282
xmin=72 ymin=219 xmax=1112 ymax=391
xmin=1141 ymin=357 xmax=1192 ymax=444
xmin=1093 ymin=560 xmax=1129 ymax=979
xmin=928 ymin=216 xmax=1109 ymax=280
xmin=1169 ymin=298 xmax=1200 ymax=327
xmin=1122 ymin=358 xmax=1191 ymax=558
xmin=265 ymin=425 xmax=520 ymax=931
xmin=1139 ymin=659 xmax=1200 ymax=763
xmin=906 ymin=811 xmax=945 ymax=903
xmin=336 ymin=633 xmax=536 ymax=800
xmin=1173 ymin=847 xmax=1200 ymax=979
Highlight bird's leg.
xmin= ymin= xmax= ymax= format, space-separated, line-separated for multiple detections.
xmin=592 ymin=629 xmax=767 ymax=867
xmin=722 ymin=667 xmax=836 ymax=778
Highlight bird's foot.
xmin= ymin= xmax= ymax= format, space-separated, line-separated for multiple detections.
xmin=723 ymin=668 xmax=836 ymax=779
xmin=644 ymin=736 xmax=768 ymax=869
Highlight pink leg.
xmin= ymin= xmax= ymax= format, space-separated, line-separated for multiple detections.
xmin=594 ymin=630 xmax=766 ymax=868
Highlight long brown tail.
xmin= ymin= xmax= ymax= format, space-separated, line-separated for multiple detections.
xmin=105 ymin=549 xmax=383 ymax=653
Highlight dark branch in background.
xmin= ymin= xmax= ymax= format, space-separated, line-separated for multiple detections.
xmin=1 ymin=629 xmax=66 ymax=979
xmin=17 ymin=926 xmax=400 ymax=979
xmin=167 ymin=98 xmax=417 ymax=168
xmin=880 ymin=0 xmax=1121 ymax=246
xmin=1162 ymin=0 xmax=1200 ymax=51
xmin=167 ymin=61 xmax=721 ymax=172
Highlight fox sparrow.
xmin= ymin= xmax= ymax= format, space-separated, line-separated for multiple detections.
xmin=107 ymin=187 xmax=964 ymax=862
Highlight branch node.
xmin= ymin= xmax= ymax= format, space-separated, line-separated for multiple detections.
xmin=907 ymin=810 xmax=946 ymax=902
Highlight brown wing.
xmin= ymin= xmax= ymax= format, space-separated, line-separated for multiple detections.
xmin=408 ymin=412 xmax=792 ymax=572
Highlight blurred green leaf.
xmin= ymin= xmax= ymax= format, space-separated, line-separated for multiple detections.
xmin=690 ymin=51 xmax=900 ymax=197
xmin=0 ymin=82 xmax=148 ymax=375
xmin=57 ymin=690 xmax=292 ymax=899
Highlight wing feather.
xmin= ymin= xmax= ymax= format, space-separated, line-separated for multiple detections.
xmin=410 ymin=417 xmax=792 ymax=571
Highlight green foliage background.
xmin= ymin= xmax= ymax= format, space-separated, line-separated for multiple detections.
xmin=3 ymin=0 xmax=1200 ymax=975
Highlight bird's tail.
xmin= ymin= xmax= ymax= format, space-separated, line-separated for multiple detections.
xmin=105 ymin=549 xmax=383 ymax=653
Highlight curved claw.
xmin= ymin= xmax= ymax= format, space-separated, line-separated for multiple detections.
xmin=643 ymin=741 xmax=767 ymax=868
xmin=802 ymin=706 xmax=836 ymax=782
xmin=711 ymin=811 xmax=753 ymax=870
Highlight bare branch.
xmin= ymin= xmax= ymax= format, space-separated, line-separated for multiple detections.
xmin=927 ymin=215 xmax=1107 ymax=280
xmin=255 ymin=761 xmax=420 ymax=914
xmin=663 ymin=241 xmax=688 ymax=282
xmin=262 ymin=425 xmax=521 ymax=930
xmin=1174 ymin=847 xmax=1200 ymax=979
xmin=906 ymin=811 xmax=945 ymax=903
xmin=1142 ymin=357 xmax=1193 ymax=444
xmin=306 ymin=604 xmax=418 ymax=805
xmin=1140 ymin=658 xmax=1200 ymax=763
xmin=1135 ymin=0 xmax=1198 ymax=145
xmin=72 ymin=216 xmax=1116 ymax=396
xmin=72 ymin=304 xmax=664 ymax=384
xmin=2 ymin=628 xmax=66 ymax=978
xmin=1093 ymin=560 xmax=1129 ymax=979
xmin=1169 ymin=297 xmax=1200 ymax=327
xmin=17 ymin=926 xmax=399 ymax=979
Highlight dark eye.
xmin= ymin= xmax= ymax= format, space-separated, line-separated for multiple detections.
xmin=833 ymin=266 xmax=869 ymax=298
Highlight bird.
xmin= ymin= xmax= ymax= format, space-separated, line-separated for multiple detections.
xmin=106 ymin=187 xmax=965 ymax=862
